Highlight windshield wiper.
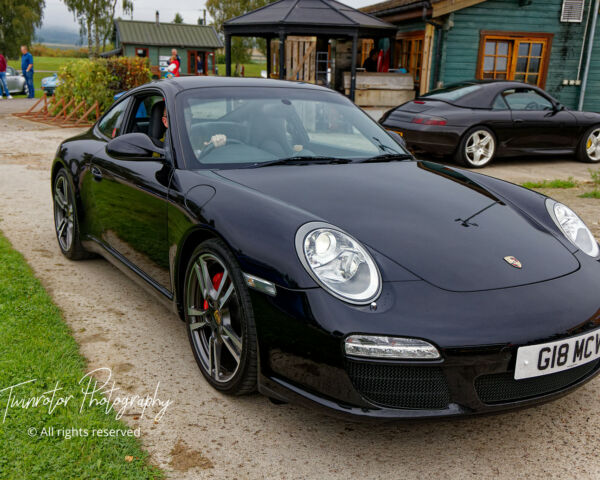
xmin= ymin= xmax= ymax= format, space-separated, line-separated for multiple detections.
xmin=357 ymin=153 xmax=413 ymax=163
xmin=247 ymin=156 xmax=352 ymax=168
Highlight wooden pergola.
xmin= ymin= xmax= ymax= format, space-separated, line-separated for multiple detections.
xmin=223 ymin=0 xmax=397 ymax=100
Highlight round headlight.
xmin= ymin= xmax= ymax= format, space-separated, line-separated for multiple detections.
xmin=295 ymin=222 xmax=382 ymax=304
xmin=546 ymin=199 xmax=599 ymax=257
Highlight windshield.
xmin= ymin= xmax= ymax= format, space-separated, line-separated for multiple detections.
xmin=176 ymin=86 xmax=406 ymax=169
xmin=422 ymin=83 xmax=483 ymax=102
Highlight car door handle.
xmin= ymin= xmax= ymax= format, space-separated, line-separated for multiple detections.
xmin=91 ymin=166 xmax=102 ymax=181
xmin=514 ymin=119 xmax=524 ymax=124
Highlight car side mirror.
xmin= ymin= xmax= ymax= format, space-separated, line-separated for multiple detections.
xmin=106 ymin=132 xmax=165 ymax=158
xmin=387 ymin=130 xmax=407 ymax=148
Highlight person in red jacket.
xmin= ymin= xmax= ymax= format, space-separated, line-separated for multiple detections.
xmin=168 ymin=50 xmax=180 ymax=77
xmin=0 ymin=53 xmax=12 ymax=99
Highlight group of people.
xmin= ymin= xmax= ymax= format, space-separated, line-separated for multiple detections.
xmin=166 ymin=48 xmax=181 ymax=77
xmin=0 ymin=45 xmax=35 ymax=99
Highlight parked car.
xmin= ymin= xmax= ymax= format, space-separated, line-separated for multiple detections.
xmin=41 ymin=73 xmax=59 ymax=96
xmin=51 ymin=77 xmax=600 ymax=419
xmin=380 ymin=80 xmax=600 ymax=168
xmin=4 ymin=66 xmax=27 ymax=96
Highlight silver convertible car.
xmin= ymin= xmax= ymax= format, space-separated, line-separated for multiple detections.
xmin=4 ymin=66 xmax=27 ymax=96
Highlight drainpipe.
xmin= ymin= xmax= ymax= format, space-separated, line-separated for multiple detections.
xmin=578 ymin=0 xmax=599 ymax=111
xmin=577 ymin=0 xmax=592 ymax=81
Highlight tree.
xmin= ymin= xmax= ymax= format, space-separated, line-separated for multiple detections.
xmin=62 ymin=0 xmax=133 ymax=57
xmin=205 ymin=0 xmax=276 ymax=65
xmin=0 ymin=0 xmax=45 ymax=58
xmin=173 ymin=12 xmax=183 ymax=24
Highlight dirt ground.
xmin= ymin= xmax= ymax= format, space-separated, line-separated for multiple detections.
xmin=1 ymin=98 xmax=600 ymax=479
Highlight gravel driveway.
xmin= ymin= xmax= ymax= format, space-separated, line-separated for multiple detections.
xmin=1 ymin=99 xmax=600 ymax=479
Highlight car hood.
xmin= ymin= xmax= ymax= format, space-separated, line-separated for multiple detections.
xmin=216 ymin=161 xmax=579 ymax=292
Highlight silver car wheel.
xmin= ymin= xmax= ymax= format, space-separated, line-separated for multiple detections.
xmin=53 ymin=175 xmax=74 ymax=252
xmin=465 ymin=130 xmax=495 ymax=166
xmin=186 ymin=253 xmax=242 ymax=384
xmin=586 ymin=129 xmax=600 ymax=161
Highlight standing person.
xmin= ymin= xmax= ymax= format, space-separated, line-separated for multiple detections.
xmin=168 ymin=52 xmax=180 ymax=77
xmin=20 ymin=46 xmax=34 ymax=98
xmin=362 ymin=49 xmax=378 ymax=72
xmin=0 ymin=53 xmax=12 ymax=99
xmin=171 ymin=48 xmax=181 ymax=65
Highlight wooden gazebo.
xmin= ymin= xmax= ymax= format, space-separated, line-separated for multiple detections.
xmin=223 ymin=0 xmax=397 ymax=100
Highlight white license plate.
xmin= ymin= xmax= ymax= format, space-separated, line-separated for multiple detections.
xmin=515 ymin=328 xmax=600 ymax=380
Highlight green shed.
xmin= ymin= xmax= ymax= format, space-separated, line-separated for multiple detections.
xmin=112 ymin=16 xmax=223 ymax=76
xmin=362 ymin=0 xmax=600 ymax=111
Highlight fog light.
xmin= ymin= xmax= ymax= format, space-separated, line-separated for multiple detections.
xmin=344 ymin=335 xmax=440 ymax=360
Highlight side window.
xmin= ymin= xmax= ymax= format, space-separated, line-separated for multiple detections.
xmin=492 ymin=94 xmax=509 ymax=110
xmin=98 ymin=98 xmax=131 ymax=138
xmin=6 ymin=66 xmax=16 ymax=76
xmin=502 ymin=88 xmax=553 ymax=111
xmin=127 ymin=94 xmax=164 ymax=135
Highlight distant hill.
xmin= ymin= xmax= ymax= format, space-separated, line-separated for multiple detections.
xmin=35 ymin=26 xmax=81 ymax=46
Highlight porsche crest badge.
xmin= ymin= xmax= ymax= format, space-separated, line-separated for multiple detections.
xmin=504 ymin=256 xmax=522 ymax=269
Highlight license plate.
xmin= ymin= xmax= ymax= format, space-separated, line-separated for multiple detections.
xmin=515 ymin=328 xmax=600 ymax=379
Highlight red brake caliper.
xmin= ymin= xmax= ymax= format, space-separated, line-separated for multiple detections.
xmin=203 ymin=272 xmax=223 ymax=311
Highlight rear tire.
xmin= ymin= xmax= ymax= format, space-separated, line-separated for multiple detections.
xmin=454 ymin=126 xmax=497 ymax=168
xmin=183 ymin=238 xmax=257 ymax=395
xmin=52 ymin=169 xmax=91 ymax=260
xmin=576 ymin=126 xmax=600 ymax=163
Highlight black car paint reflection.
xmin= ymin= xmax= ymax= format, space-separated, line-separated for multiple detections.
xmin=51 ymin=77 xmax=600 ymax=419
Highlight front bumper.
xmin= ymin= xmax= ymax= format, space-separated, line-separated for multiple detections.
xmin=250 ymin=253 xmax=600 ymax=419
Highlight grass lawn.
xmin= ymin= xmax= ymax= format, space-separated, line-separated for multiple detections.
xmin=0 ymin=232 xmax=163 ymax=479
xmin=522 ymin=178 xmax=578 ymax=189
xmin=216 ymin=63 xmax=266 ymax=77
xmin=7 ymin=56 xmax=76 ymax=73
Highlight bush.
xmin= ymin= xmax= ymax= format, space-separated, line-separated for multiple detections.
xmin=105 ymin=56 xmax=152 ymax=93
xmin=55 ymin=59 xmax=116 ymax=119
xmin=54 ymin=57 xmax=152 ymax=121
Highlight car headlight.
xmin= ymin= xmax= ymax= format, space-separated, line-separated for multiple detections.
xmin=546 ymin=199 xmax=599 ymax=257
xmin=295 ymin=222 xmax=382 ymax=304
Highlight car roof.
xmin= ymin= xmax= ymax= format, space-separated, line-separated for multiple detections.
xmin=153 ymin=76 xmax=333 ymax=94
xmin=419 ymin=80 xmax=550 ymax=109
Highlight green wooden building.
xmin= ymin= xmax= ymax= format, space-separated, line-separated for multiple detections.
xmin=362 ymin=0 xmax=600 ymax=111
xmin=111 ymin=17 xmax=223 ymax=76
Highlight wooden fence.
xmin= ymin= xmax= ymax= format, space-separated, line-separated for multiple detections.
xmin=14 ymin=94 xmax=100 ymax=128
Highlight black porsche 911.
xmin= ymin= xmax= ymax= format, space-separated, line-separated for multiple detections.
xmin=380 ymin=80 xmax=600 ymax=168
xmin=52 ymin=77 xmax=600 ymax=419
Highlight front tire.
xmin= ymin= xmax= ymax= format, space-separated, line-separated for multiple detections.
xmin=183 ymin=239 xmax=257 ymax=395
xmin=52 ymin=169 xmax=90 ymax=260
xmin=455 ymin=127 xmax=497 ymax=168
xmin=576 ymin=126 xmax=600 ymax=163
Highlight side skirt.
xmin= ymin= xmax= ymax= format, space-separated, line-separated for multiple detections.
xmin=82 ymin=236 xmax=178 ymax=315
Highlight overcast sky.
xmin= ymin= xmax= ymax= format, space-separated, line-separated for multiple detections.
xmin=44 ymin=0 xmax=377 ymax=31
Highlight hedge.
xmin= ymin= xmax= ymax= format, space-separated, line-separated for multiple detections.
xmin=54 ymin=57 xmax=152 ymax=121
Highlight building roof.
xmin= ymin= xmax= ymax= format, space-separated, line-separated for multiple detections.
xmin=361 ymin=0 xmax=438 ymax=14
xmin=115 ymin=19 xmax=223 ymax=49
xmin=224 ymin=0 xmax=396 ymax=37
